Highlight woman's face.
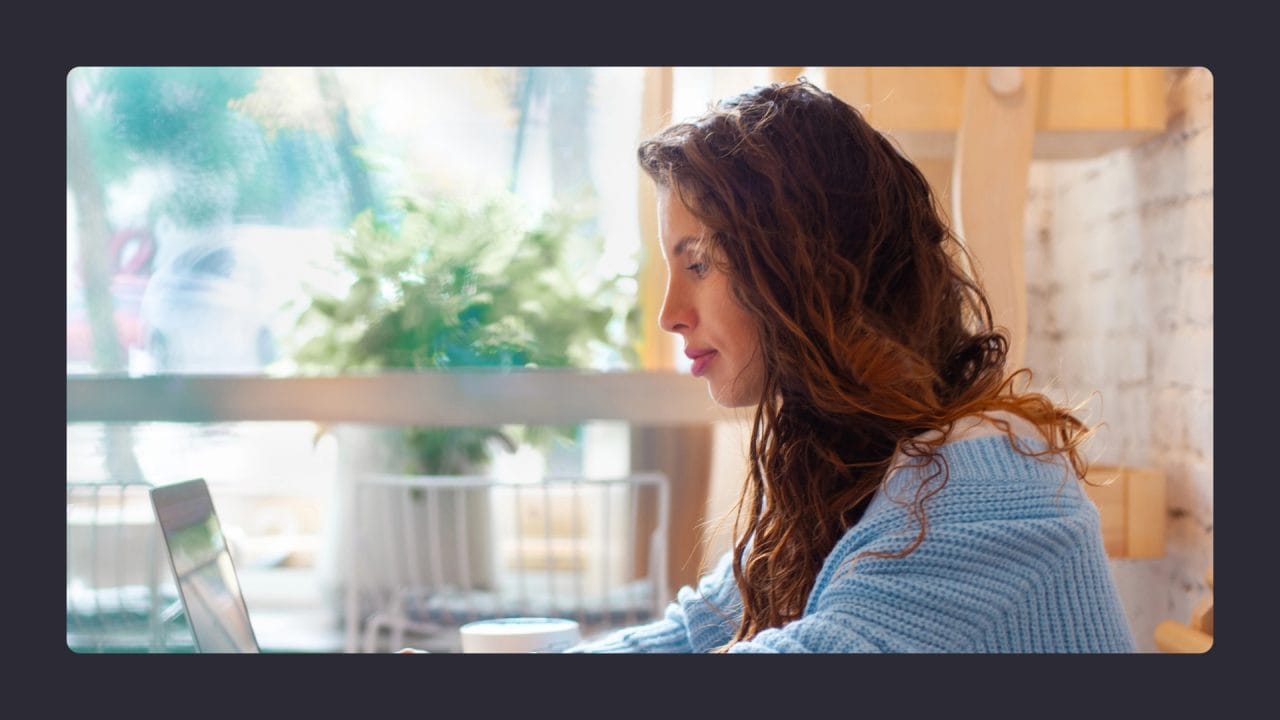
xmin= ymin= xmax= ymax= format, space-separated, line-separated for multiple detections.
xmin=656 ymin=187 xmax=764 ymax=408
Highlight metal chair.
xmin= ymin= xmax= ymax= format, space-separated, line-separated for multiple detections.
xmin=344 ymin=473 xmax=669 ymax=653
xmin=66 ymin=479 xmax=190 ymax=652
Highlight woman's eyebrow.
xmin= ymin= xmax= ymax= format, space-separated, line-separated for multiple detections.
xmin=672 ymin=236 xmax=697 ymax=257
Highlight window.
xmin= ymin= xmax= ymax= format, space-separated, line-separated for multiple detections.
xmin=67 ymin=66 xmax=646 ymax=376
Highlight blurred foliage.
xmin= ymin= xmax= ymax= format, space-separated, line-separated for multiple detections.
xmin=290 ymin=193 xmax=638 ymax=475
xmin=97 ymin=67 xmax=259 ymax=165
xmin=73 ymin=67 xmax=347 ymax=229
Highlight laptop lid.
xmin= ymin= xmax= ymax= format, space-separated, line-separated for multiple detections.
xmin=150 ymin=479 xmax=261 ymax=653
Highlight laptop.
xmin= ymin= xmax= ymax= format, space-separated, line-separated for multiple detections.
xmin=150 ymin=478 xmax=261 ymax=653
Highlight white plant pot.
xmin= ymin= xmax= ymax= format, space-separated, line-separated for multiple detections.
xmin=318 ymin=425 xmax=496 ymax=625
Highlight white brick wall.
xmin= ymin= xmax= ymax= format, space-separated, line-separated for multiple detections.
xmin=1022 ymin=67 xmax=1213 ymax=651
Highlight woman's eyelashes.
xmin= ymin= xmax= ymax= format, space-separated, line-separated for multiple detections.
xmin=685 ymin=258 xmax=710 ymax=277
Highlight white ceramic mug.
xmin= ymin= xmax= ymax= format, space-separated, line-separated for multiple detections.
xmin=458 ymin=617 xmax=581 ymax=653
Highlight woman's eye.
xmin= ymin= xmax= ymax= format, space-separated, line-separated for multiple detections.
xmin=685 ymin=261 xmax=709 ymax=277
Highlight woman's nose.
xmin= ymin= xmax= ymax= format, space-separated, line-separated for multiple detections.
xmin=658 ymin=279 xmax=693 ymax=335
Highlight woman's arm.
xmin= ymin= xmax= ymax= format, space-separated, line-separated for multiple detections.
xmin=565 ymin=551 xmax=742 ymax=653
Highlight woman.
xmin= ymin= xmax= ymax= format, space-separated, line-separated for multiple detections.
xmin=568 ymin=80 xmax=1135 ymax=653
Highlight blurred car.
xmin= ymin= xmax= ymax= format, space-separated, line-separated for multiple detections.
xmin=66 ymin=276 xmax=148 ymax=371
xmin=140 ymin=241 xmax=283 ymax=373
xmin=67 ymin=228 xmax=154 ymax=373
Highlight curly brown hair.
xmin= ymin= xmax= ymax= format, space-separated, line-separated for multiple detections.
xmin=638 ymin=79 xmax=1093 ymax=649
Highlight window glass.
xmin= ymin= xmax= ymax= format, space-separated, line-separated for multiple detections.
xmin=66 ymin=67 xmax=645 ymax=376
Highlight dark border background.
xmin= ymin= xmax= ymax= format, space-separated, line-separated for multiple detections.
xmin=30 ymin=1 xmax=1255 ymax=714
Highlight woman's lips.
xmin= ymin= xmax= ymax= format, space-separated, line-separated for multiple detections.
xmin=690 ymin=350 xmax=718 ymax=377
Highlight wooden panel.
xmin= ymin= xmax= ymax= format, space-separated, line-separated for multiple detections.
xmin=1124 ymin=465 xmax=1167 ymax=557
xmin=1154 ymin=620 xmax=1213 ymax=653
xmin=1126 ymin=67 xmax=1171 ymax=129
xmin=638 ymin=67 xmax=676 ymax=371
xmin=824 ymin=67 xmax=870 ymax=115
xmin=1037 ymin=67 xmax=1128 ymax=130
xmin=1155 ymin=561 xmax=1212 ymax=653
xmin=868 ymin=67 xmax=965 ymax=130
xmin=1084 ymin=467 xmax=1128 ymax=557
xmin=1082 ymin=464 xmax=1168 ymax=558
xmin=818 ymin=66 xmax=1169 ymax=158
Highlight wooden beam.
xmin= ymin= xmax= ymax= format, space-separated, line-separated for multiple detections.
xmin=952 ymin=67 xmax=1040 ymax=371
xmin=638 ymin=67 xmax=676 ymax=371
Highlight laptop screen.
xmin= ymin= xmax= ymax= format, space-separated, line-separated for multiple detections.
xmin=150 ymin=479 xmax=260 ymax=653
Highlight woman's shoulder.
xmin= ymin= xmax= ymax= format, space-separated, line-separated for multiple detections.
xmin=815 ymin=413 xmax=1104 ymax=590
xmin=908 ymin=409 xmax=1049 ymax=448
xmin=864 ymin=410 xmax=1090 ymax=525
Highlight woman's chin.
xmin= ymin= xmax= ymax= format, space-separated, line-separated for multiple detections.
xmin=708 ymin=382 xmax=755 ymax=409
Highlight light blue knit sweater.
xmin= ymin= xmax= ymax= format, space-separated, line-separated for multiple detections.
xmin=567 ymin=426 xmax=1136 ymax=653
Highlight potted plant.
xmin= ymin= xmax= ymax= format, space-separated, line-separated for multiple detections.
xmin=288 ymin=192 xmax=636 ymax=622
